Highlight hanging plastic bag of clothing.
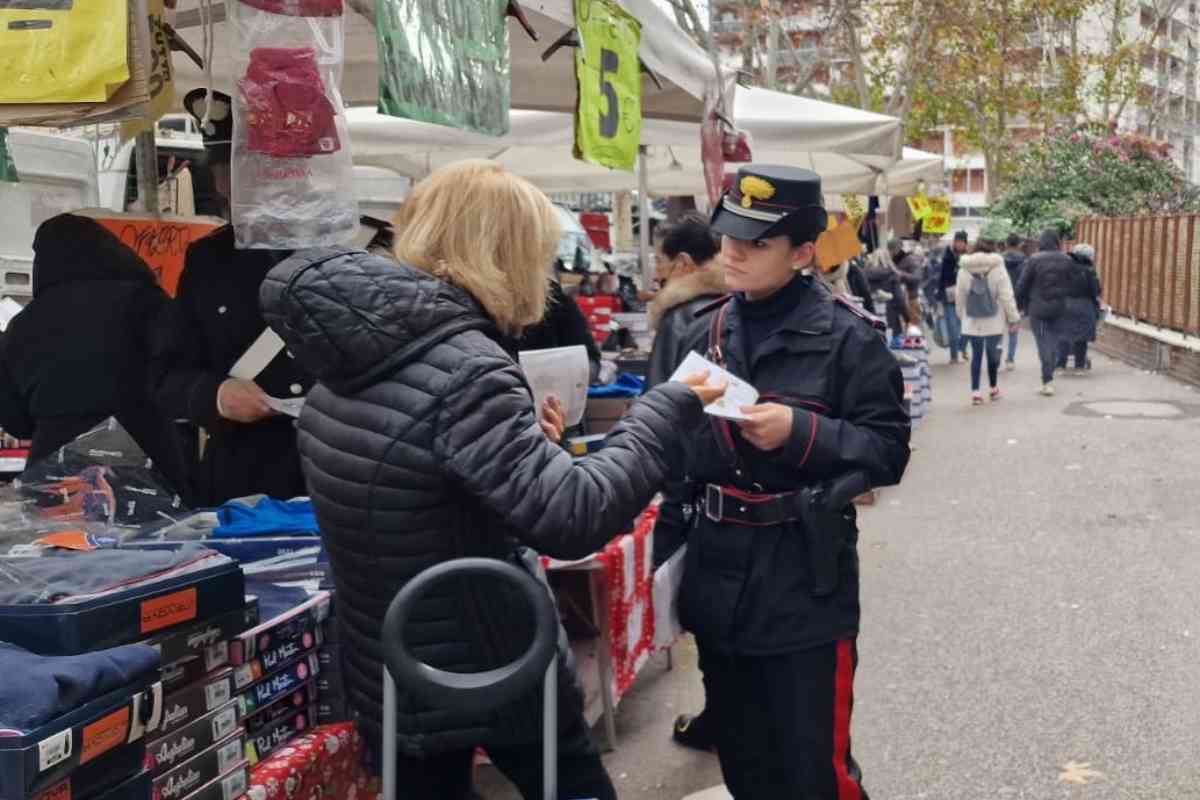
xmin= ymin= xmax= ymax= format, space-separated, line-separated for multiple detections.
xmin=228 ymin=0 xmax=357 ymax=249
xmin=375 ymin=0 xmax=510 ymax=136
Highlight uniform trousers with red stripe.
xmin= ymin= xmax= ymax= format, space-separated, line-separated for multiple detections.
xmin=698 ymin=639 xmax=867 ymax=800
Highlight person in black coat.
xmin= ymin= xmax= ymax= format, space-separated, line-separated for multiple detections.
xmin=1016 ymin=229 xmax=1100 ymax=395
xmin=940 ymin=230 xmax=970 ymax=362
xmin=259 ymin=160 xmax=721 ymax=800
xmin=668 ymin=166 xmax=911 ymax=797
xmin=515 ymin=266 xmax=601 ymax=384
xmin=149 ymin=88 xmax=392 ymax=505
xmin=0 ymin=214 xmax=189 ymax=496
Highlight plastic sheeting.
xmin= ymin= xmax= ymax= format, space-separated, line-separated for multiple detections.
xmin=171 ymin=0 xmax=732 ymax=123
xmin=375 ymin=0 xmax=511 ymax=135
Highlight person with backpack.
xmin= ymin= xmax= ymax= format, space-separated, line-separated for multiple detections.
xmin=1002 ymin=234 xmax=1027 ymax=370
xmin=956 ymin=239 xmax=1020 ymax=405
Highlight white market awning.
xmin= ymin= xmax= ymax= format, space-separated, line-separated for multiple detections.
xmin=170 ymin=0 xmax=731 ymax=122
xmin=346 ymin=87 xmax=927 ymax=196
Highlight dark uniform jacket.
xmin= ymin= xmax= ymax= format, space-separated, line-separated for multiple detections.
xmin=259 ymin=248 xmax=704 ymax=756
xmin=149 ymin=225 xmax=310 ymax=505
xmin=0 ymin=215 xmax=190 ymax=496
xmin=674 ymin=274 xmax=911 ymax=655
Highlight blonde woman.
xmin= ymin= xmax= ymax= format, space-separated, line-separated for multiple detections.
xmin=260 ymin=160 xmax=722 ymax=800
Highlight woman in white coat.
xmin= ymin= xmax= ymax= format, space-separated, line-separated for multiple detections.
xmin=956 ymin=239 xmax=1021 ymax=405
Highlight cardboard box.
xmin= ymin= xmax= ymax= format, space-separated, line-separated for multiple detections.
xmin=229 ymin=593 xmax=328 ymax=666
xmin=145 ymin=703 xmax=240 ymax=778
xmin=583 ymin=397 xmax=634 ymax=434
xmin=159 ymin=670 xmax=234 ymax=738
xmin=151 ymin=733 xmax=244 ymax=800
xmin=244 ymin=705 xmax=316 ymax=767
xmin=176 ymin=765 xmax=247 ymax=800
xmin=243 ymin=683 xmax=318 ymax=738
xmin=236 ymin=654 xmax=320 ymax=719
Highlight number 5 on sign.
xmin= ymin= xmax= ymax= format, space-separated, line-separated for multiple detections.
xmin=574 ymin=0 xmax=642 ymax=172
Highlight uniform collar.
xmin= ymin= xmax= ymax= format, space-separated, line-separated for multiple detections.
xmin=733 ymin=273 xmax=833 ymax=335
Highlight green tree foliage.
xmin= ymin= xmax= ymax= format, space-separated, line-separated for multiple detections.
xmin=990 ymin=123 xmax=1200 ymax=236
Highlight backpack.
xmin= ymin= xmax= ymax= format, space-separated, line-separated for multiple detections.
xmin=965 ymin=272 xmax=997 ymax=318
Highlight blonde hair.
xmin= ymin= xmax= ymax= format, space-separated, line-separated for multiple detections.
xmin=393 ymin=160 xmax=561 ymax=336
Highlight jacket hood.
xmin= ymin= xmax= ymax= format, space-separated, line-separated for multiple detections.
xmin=32 ymin=214 xmax=158 ymax=296
xmin=648 ymin=265 xmax=726 ymax=329
xmin=960 ymin=252 xmax=1005 ymax=276
xmin=260 ymin=248 xmax=494 ymax=394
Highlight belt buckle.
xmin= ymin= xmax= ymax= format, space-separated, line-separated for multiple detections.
xmin=705 ymin=484 xmax=723 ymax=523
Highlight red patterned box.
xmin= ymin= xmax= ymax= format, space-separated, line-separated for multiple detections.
xmin=244 ymin=723 xmax=375 ymax=800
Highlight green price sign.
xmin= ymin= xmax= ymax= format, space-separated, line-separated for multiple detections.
xmin=574 ymin=0 xmax=642 ymax=172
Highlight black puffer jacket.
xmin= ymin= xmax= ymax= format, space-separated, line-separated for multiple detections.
xmin=259 ymin=248 xmax=704 ymax=756
xmin=1016 ymin=248 xmax=1094 ymax=321
xmin=0 ymin=214 xmax=189 ymax=494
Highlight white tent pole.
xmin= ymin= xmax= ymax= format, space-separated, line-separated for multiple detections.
xmin=638 ymin=145 xmax=652 ymax=290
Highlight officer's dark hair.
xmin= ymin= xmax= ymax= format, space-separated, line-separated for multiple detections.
xmin=782 ymin=212 xmax=827 ymax=247
xmin=661 ymin=213 xmax=719 ymax=264
xmin=1006 ymin=233 xmax=1023 ymax=248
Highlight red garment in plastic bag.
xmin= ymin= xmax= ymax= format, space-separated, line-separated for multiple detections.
xmin=239 ymin=48 xmax=341 ymax=158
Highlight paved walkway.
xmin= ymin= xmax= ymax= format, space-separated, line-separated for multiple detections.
xmin=480 ymin=331 xmax=1200 ymax=799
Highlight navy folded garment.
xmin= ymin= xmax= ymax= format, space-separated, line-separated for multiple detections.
xmin=214 ymin=498 xmax=318 ymax=539
xmin=0 ymin=543 xmax=221 ymax=604
xmin=245 ymin=577 xmax=316 ymax=622
xmin=0 ymin=641 xmax=159 ymax=734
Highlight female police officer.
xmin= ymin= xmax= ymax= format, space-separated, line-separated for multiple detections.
xmin=676 ymin=165 xmax=911 ymax=798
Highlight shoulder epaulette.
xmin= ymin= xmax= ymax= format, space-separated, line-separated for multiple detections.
xmin=833 ymin=294 xmax=887 ymax=331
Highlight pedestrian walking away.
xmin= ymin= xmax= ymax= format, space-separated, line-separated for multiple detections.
xmin=939 ymin=231 xmax=970 ymax=363
xmin=1016 ymin=229 xmax=1100 ymax=396
xmin=1055 ymin=243 xmax=1103 ymax=373
xmin=1002 ymin=233 xmax=1027 ymax=370
xmin=956 ymin=239 xmax=1020 ymax=405
xmin=671 ymin=165 xmax=911 ymax=799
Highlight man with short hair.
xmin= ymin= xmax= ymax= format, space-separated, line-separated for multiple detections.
xmin=939 ymin=231 xmax=970 ymax=363
xmin=1002 ymin=233 xmax=1028 ymax=370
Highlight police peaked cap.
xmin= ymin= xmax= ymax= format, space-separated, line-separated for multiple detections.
xmin=710 ymin=165 xmax=829 ymax=243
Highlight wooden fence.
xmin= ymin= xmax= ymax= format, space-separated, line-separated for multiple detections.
xmin=1076 ymin=215 xmax=1200 ymax=335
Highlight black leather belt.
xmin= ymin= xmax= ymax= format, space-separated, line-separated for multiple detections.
xmin=701 ymin=484 xmax=803 ymax=527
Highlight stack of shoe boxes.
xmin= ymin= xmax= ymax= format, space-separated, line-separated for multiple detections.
xmin=230 ymin=591 xmax=332 ymax=767
xmin=142 ymin=601 xmax=260 ymax=800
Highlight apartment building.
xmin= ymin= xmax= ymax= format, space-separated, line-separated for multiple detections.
xmin=708 ymin=0 xmax=853 ymax=96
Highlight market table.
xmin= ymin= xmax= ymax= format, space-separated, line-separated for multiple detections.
xmin=543 ymin=504 xmax=681 ymax=750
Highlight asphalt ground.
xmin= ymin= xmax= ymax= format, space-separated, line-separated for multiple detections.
xmin=478 ymin=334 xmax=1200 ymax=799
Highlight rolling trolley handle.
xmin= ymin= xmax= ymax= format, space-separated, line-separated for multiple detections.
xmin=380 ymin=558 xmax=560 ymax=800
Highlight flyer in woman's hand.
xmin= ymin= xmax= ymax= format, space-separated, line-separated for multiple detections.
xmin=669 ymin=351 xmax=759 ymax=421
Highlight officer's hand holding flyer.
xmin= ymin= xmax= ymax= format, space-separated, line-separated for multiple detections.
xmin=670 ymin=351 xmax=759 ymax=420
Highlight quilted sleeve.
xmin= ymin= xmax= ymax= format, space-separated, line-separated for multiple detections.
xmin=434 ymin=354 xmax=704 ymax=560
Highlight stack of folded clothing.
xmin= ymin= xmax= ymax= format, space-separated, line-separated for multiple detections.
xmin=0 ymin=544 xmax=254 ymax=800
xmin=0 ymin=642 xmax=163 ymax=800
xmin=0 ymin=544 xmax=245 ymax=656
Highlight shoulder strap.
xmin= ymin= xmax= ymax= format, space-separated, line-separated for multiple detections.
xmin=702 ymin=300 xmax=750 ymax=483
xmin=834 ymin=295 xmax=887 ymax=331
